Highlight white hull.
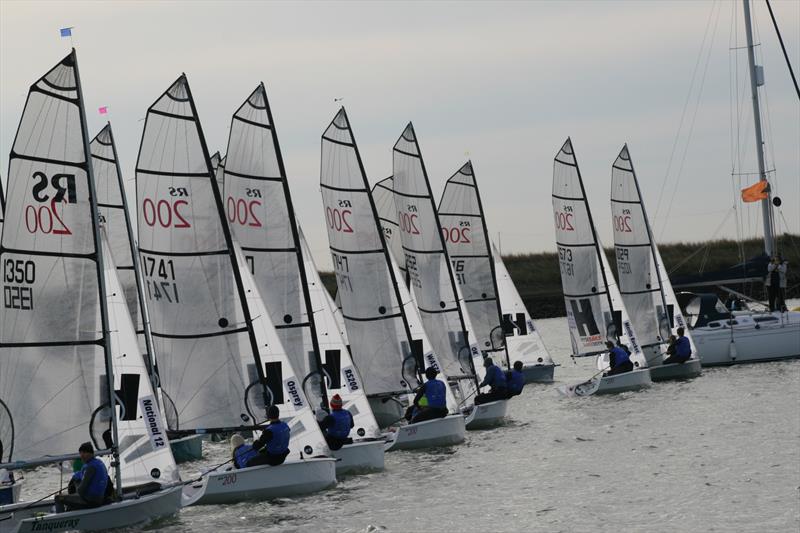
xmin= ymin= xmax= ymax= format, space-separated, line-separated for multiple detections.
xmin=596 ymin=368 xmax=651 ymax=395
xmin=0 ymin=485 xmax=182 ymax=533
xmin=464 ymin=400 xmax=508 ymax=430
xmin=332 ymin=440 xmax=385 ymax=475
xmin=181 ymin=457 xmax=336 ymax=506
xmin=368 ymin=396 xmax=406 ymax=428
xmin=692 ymin=315 xmax=800 ymax=366
xmin=521 ymin=363 xmax=556 ymax=383
xmin=384 ymin=414 xmax=465 ymax=451
xmin=649 ymin=359 xmax=702 ymax=382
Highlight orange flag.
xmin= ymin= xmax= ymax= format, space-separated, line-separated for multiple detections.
xmin=741 ymin=180 xmax=770 ymax=202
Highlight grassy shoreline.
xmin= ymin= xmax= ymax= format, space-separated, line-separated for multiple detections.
xmin=320 ymin=234 xmax=799 ymax=319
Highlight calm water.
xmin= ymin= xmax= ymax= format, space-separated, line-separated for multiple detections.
xmin=16 ymin=316 xmax=800 ymax=532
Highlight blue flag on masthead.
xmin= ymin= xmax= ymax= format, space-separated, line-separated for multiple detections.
xmin=60 ymin=27 xmax=72 ymax=37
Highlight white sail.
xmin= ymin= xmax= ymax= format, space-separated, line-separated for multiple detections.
xmin=222 ymin=84 xmax=323 ymax=408
xmin=438 ymin=162 xmax=509 ymax=365
xmin=231 ymin=240 xmax=329 ymax=458
xmin=392 ymin=124 xmax=480 ymax=394
xmin=552 ymin=139 xmax=646 ymax=368
xmin=102 ymin=230 xmax=179 ymax=486
xmin=372 ymin=176 xmax=407 ymax=278
xmin=0 ymin=177 xmax=5 ymax=242
xmin=215 ymin=154 xmax=226 ymax=194
xmin=298 ymin=228 xmax=381 ymax=438
xmin=330 ymin=288 xmax=349 ymax=346
xmin=0 ymin=52 xmax=107 ymax=463
xmin=491 ymin=242 xmax=554 ymax=367
xmin=210 ymin=151 xmax=221 ymax=173
xmin=136 ymin=75 xmax=257 ymax=430
xmin=610 ymin=145 xmax=697 ymax=356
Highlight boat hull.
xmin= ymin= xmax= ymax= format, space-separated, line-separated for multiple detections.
xmin=692 ymin=319 xmax=800 ymax=366
xmin=332 ymin=440 xmax=385 ymax=475
xmin=649 ymin=359 xmax=702 ymax=381
xmin=169 ymin=434 xmax=204 ymax=464
xmin=181 ymin=457 xmax=336 ymax=506
xmin=520 ymin=363 xmax=556 ymax=383
xmin=384 ymin=414 xmax=465 ymax=451
xmin=1 ymin=485 xmax=182 ymax=533
xmin=368 ymin=396 xmax=406 ymax=428
xmin=595 ymin=368 xmax=652 ymax=395
xmin=464 ymin=400 xmax=508 ymax=430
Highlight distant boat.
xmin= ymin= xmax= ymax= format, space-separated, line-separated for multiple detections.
xmin=676 ymin=0 xmax=800 ymax=365
xmin=610 ymin=145 xmax=702 ymax=381
xmin=490 ymin=241 xmax=557 ymax=383
xmin=319 ymin=108 xmax=465 ymax=450
xmin=551 ymin=139 xmax=650 ymax=396
xmin=134 ymin=74 xmax=335 ymax=506
xmin=0 ymin=49 xmax=182 ymax=530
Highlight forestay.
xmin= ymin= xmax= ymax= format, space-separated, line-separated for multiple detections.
xmin=298 ymin=228 xmax=381 ymax=438
xmin=610 ymin=145 xmax=696 ymax=355
xmin=136 ymin=75 xmax=257 ymax=430
xmin=319 ymin=109 xmax=416 ymax=397
xmin=438 ymin=162 xmax=508 ymax=364
xmin=491 ymin=242 xmax=554 ymax=367
xmin=551 ymin=139 xmax=645 ymax=367
xmin=223 ymin=84 xmax=324 ymax=408
xmin=0 ymin=52 xmax=106 ymax=463
xmin=392 ymin=124 xmax=480 ymax=391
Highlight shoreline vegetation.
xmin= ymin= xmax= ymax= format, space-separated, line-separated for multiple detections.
xmin=319 ymin=234 xmax=799 ymax=319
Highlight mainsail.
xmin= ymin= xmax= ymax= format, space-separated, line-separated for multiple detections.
xmin=551 ymin=139 xmax=646 ymax=368
xmin=438 ymin=162 xmax=509 ymax=365
xmin=372 ymin=176 xmax=407 ymax=280
xmin=491 ymin=241 xmax=554 ymax=367
xmin=215 ymin=154 xmax=226 ymax=193
xmin=392 ymin=124 xmax=481 ymax=393
xmin=222 ymin=84 xmax=326 ymax=408
xmin=610 ymin=145 xmax=696 ymax=356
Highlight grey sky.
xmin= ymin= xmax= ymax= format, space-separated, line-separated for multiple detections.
xmin=2 ymin=0 xmax=798 ymax=269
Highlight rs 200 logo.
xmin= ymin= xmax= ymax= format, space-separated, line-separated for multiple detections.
xmin=25 ymin=171 xmax=76 ymax=235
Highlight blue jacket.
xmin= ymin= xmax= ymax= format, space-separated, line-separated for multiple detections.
xmin=480 ymin=364 xmax=507 ymax=390
xmin=234 ymin=444 xmax=259 ymax=468
xmin=507 ymin=370 xmax=524 ymax=394
xmin=326 ymin=409 xmax=353 ymax=439
xmin=675 ymin=336 xmax=692 ymax=359
xmin=78 ymin=457 xmax=108 ymax=501
xmin=610 ymin=346 xmax=631 ymax=368
xmin=423 ymin=379 xmax=447 ymax=408
xmin=264 ymin=421 xmax=290 ymax=456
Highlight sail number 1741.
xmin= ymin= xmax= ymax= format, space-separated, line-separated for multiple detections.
xmin=140 ymin=255 xmax=180 ymax=303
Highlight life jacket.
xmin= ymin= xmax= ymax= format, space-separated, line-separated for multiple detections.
xmin=327 ymin=409 xmax=353 ymax=439
xmin=488 ymin=365 xmax=507 ymax=389
xmin=234 ymin=444 xmax=259 ymax=468
xmin=611 ymin=346 xmax=631 ymax=367
xmin=81 ymin=457 xmax=108 ymax=501
xmin=424 ymin=379 xmax=446 ymax=408
xmin=507 ymin=370 xmax=524 ymax=394
xmin=266 ymin=421 xmax=290 ymax=455
xmin=675 ymin=336 xmax=692 ymax=358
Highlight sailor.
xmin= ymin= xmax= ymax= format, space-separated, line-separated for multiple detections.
xmin=475 ymin=357 xmax=508 ymax=405
xmin=319 ymin=394 xmax=354 ymax=450
xmin=54 ymin=442 xmax=109 ymax=513
xmin=246 ymin=405 xmax=291 ymax=467
xmin=664 ymin=328 xmax=692 ymax=364
xmin=603 ymin=340 xmax=633 ymax=376
xmin=766 ymin=256 xmax=788 ymax=311
xmin=409 ymin=367 xmax=449 ymax=423
xmin=505 ymin=361 xmax=525 ymax=398
xmin=230 ymin=433 xmax=259 ymax=469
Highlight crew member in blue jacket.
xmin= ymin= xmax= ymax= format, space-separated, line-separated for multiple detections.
xmin=409 ymin=367 xmax=449 ymax=423
xmin=506 ymin=361 xmax=525 ymax=397
xmin=319 ymin=394 xmax=354 ymax=450
xmin=604 ymin=340 xmax=634 ymax=376
xmin=234 ymin=405 xmax=291 ymax=468
xmin=663 ymin=327 xmax=692 ymax=364
xmin=475 ymin=357 xmax=508 ymax=405
xmin=55 ymin=442 xmax=110 ymax=512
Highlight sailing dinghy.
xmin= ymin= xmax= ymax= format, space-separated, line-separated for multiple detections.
xmin=0 ymin=50 xmax=182 ymax=532
xmin=320 ymin=109 xmax=465 ymax=450
xmin=610 ymin=146 xmax=701 ymax=381
xmin=392 ymin=127 xmax=507 ymax=428
xmin=135 ymin=74 xmax=335 ymax=506
xmin=551 ymin=139 xmax=651 ymax=396
xmin=491 ymin=242 xmax=557 ymax=383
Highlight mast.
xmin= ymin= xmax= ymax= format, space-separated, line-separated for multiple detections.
xmin=742 ymin=0 xmax=775 ymax=256
xmin=106 ymin=123 xmax=159 ymax=391
xmin=73 ymin=49 xmax=122 ymax=498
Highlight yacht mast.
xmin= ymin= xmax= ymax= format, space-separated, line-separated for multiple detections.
xmin=742 ymin=0 xmax=775 ymax=256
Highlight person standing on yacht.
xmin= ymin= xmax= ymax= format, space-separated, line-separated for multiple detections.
xmin=766 ymin=256 xmax=788 ymax=311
